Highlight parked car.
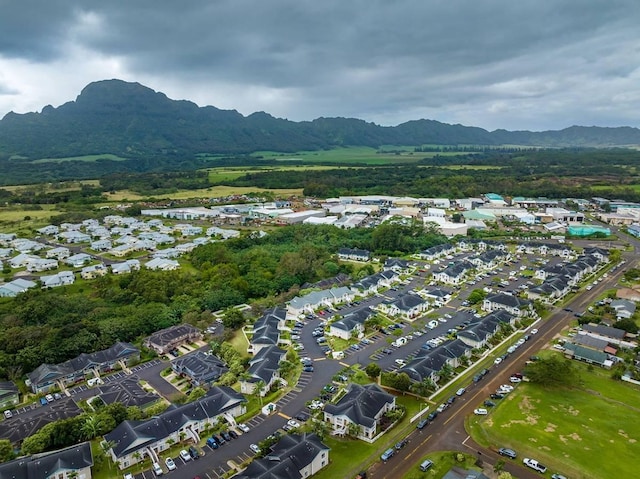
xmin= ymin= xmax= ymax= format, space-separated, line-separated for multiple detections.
xmin=494 ymin=357 xmax=503 ymax=365
xmin=427 ymin=411 xmax=438 ymax=421
xmin=490 ymin=393 xmax=505 ymax=400
xmin=474 ymin=408 xmax=488 ymax=415
xmin=395 ymin=439 xmax=408 ymax=450
xmin=206 ymin=437 xmax=219 ymax=449
xmin=238 ymin=423 xmax=250 ymax=433
xmin=551 ymin=474 xmax=567 ymax=479
xmin=303 ymin=366 xmax=314 ymax=372
xmin=165 ymin=457 xmax=176 ymax=471
xmin=456 ymin=387 xmax=466 ymax=396
xmin=179 ymin=449 xmax=191 ymax=462
xmin=250 ymin=444 xmax=261 ymax=454
xmin=152 ymin=462 xmax=163 ymax=476
xmin=484 ymin=400 xmax=496 ymax=407
xmin=498 ymin=448 xmax=517 ymax=459
xmin=3 ymin=410 xmax=12 ymax=419
xmin=287 ymin=419 xmax=300 ymax=429
xmin=221 ymin=430 xmax=232 ymax=441
xmin=419 ymin=459 xmax=434 ymax=472
xmin=416 ymin=418 xmax=429 ymax=429
xmin=188 ymin=446 xmax=200 ymax=459
xmin=523 ymin=458 xmax=547 ymax=473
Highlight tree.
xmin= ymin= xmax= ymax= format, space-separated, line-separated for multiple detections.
xmin=525 ymin=355 xmax=581 ymax=388
xmin=497 ymin=472 xmax=513 ymax=479
xmin=613 ymin=318 xmax=638 ymax=334
xmin=0 ymin=439 xmax=15 ymax=462
xmin=467 ymin=289 xmax=487 ymax=305
xmin=81 ymin=414 xmax=104 ymax=440
xmin=364 ymin=362 xmax=382 ymax=380
xmin=222 ymin=308 xmax=245 ymax=330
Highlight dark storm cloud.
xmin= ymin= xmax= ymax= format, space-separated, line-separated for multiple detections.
xmin=0 ymin=0 xmax=639 ymax=130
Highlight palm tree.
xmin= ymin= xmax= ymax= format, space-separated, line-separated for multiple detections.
xmin=81 ymin=415 xmax=103 ymax=441
xmin=101 ymin=440 xmax=117 ymax=472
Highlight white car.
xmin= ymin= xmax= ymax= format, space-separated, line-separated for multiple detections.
xmin=238 ymin=423 xmax=250 ymax=433
xmin=428 ymin=320 xmax=439 ymax=329
xmin=287 ymin=419 xmax=300 ymax=429
xmin=494 ymin=357 xmax=503 ymax=365
xmin=250 ymin=444 xmax=261 ymax=454
xmin=45 ymin=394 xmax=54 ymax=403
xmin=413 ymin=331 xmax=423 ymax=337
xmin=124 ymin=474 xmax=134 ymax=479
xmin=395 ymin=359 xmax=406 ymax=367
xmin=179 ymin=449 xmax=191 ymax=462
xmin=3 ymin=410 xmax=12 ymax=419
xmin=510 ymin=377 xmax=522 ymax=383
xmin=499 ymin=384 xmax=514 ymax=392
xmin=530 ymin=328 xmax=538 ymax=335
xmin=474 ymin=408 xmax=488 ymax=415
xmin=165 ymin=457 xmax=176 ymax=471
xmin=152 ymin=462 xmax=163 ymax=476
xmin=309 ymin=400 xmax=324 ymax=410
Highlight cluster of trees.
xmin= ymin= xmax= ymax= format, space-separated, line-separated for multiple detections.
xmin=0 ymin=224 xmax=446 ymax=379
xmin=21 ymin=402 xmax=142 ymax=455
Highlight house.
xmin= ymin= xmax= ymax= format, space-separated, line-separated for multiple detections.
xmin=482 ymin=293 xmax=534 ymax=317
xmin=235 ymin=433 xmax=330 ymax=479
xmin=105 ymin=386 xmax=246 ymax=469
xmin=0 ymin=442 xmax=93 ymax=479
xmin=25 ymin=257 xmax=58 ymax=272
xmin=323 ymin=383 xmax=396 ymax=442
xmin=145 ymin=257 xmax=180 ymax=271
xmin=457 ymin=310 xmax=515 ymax=349
xmin=287 ymin=287 xmax=355 ymax=317
xmin=383 ymin=258 xmax=410 ymax=272
xmin=610 ymin=299 xmax=636 ymax=319
xmin=37 ymin=225 xmax=60 ymax=236
xmin=442 ymin=467 xmax=490 ymax=479
xmin=433 ymin=261 xmax=474 ymax=285
xmin=378 ymin=293 xmax=429 ymax=321
xmin=328 ymin=307 xmax=375 ymax=340
xmin=249 ymin=307 xmax=287 ymax=354
xmin=338 ymin=248 xmax=371 ymax=262
xmin=240 ymin=345 xmax=286 ymax=397
xmin=416 ymin=243 xmax=455 ymax=261
xmin=65 ymin=253 xmax=92 ymax=267
xmin=46 ymin=246 xmax=70 ymax=259
xmin=171 ymin=351 xmax=228 ymax=388
xmin=399 ymin=339 xmax=472 ymax=384
xmin=81 ymin=263 xmax=108 ymax=279
xmin=27 ymin=342 xmax=140 ymax=393
xmin=143 ymin=324 xmax=202 ymax=355
xmin=0 ymin=278 xmax=37 ymax=297
xmin=40 ymin=271 xmax=75 ymax=288
xmin=352 ymin=270 xmax=398 ymax=295
xmin=11 ymin=238 xmax=45 ymax=253
xmin=0 ymin=381 xmax=19 ymax=410
xmin=581 ymin=324 xmax=630 ymax=347
xmin=563 ymin=343 xmax=612 ymax=368
xmin=58 ymin=230 xmax=91 ymax=244
xmin=8 ymin=252 xmax=39 ymax=269
xmin=421 ymin=287 xmax=453 ymax=306
xmin=111 ymin=259 xmax=141 ymax=275
xmin=91 ymin=239 xmax=112 ymax=251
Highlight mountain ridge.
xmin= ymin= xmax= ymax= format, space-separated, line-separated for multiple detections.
xmin=1 ymin=79 xmax=639 ymax=161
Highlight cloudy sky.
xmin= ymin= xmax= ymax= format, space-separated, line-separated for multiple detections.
xmin=0 ymin=0 xmax=639 ymax=131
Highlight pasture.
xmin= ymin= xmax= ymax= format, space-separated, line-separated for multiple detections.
xmin=470 ymin=362 xmax=640 ymax=479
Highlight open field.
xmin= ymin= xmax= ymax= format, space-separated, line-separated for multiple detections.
xmin=205 ymin=164 xmax=358 ymax=183
xmin=32 ymin=154 xmax=127 ymax=163
xmin=0 ymin=204 xmax=63 ymax=233
xmin=592 ymin=183 xmax=640 ymax=192
xmin=1 ymin=180 xmax=100 ymax=193
xmin=252 ymin=146 xmax=470 ymax=165
xmin=470 ymin=360 xmax=640 ymax=479
xmin=103 ymin=185 xmax=304 ymax=201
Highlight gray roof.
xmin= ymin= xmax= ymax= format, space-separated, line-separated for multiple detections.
xmin=486 ymin=293 xmax=531 ymax=309
xmin=237 ymin=433 xmax=329 ymax=479
xmin=28 ymin=342 xmax=139 ymax=387
xmin=384 ymin=292 xmax=426 ymax=312
xmin=331 ymin=306 xmax=374 ymax=332
xmin=0 ymin=442 xmax=93 ymax=479
xmin=145 ymin=324 xmax=200 ymax=348
xmin=324 ymin=383 xmax=394 ymax=428
xmin=582 ymin=323 xmax=626 ymax=340
xmin=171 ymin=351 xmax=228 ymax=385
xmin=246 ymin=346 xmax=286 ymax=384
xmin=97 ymin=376 xmax=158 ymax=408
xmin=105 ymin=386 xmax=245 ymax=458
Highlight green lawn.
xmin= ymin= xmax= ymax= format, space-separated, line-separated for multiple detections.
xmin=402 ymin=451 xmax=480 ymax=479
xmin=251 ymin=146 xmax=427 ymax=165
xmin=470 ymin=361 xmax=640 ymax=479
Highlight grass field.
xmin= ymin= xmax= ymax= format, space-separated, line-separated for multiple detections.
xmin=103 ymin=185 xmax=304 ymax=201
xmin=205 ymin=164 xmax=359 ymax=183
xmin=1 ymin=180 xmax=100 ymax=193
xmin=0 ymin=204 xmax=62 ymax=233
xmin=252 ymin=146 xmax=471 ymax=165
xmin=32 ymin=154 xmax=127 ymax=163
xmin=402 ymin=451 xmax=480 ymax=479
xmin=470 ymin=360 xmax=640 ymax=479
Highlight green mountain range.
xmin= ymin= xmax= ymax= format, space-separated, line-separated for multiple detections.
xmin=0 ymin=79 xmax=639 ymax=185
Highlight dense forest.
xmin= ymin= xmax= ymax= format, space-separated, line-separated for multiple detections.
xmin=0 ymin=224 xmax=445 ymax=379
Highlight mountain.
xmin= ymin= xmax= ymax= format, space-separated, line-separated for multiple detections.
xmin=1 ymin=79 xmax=640 ymax=163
